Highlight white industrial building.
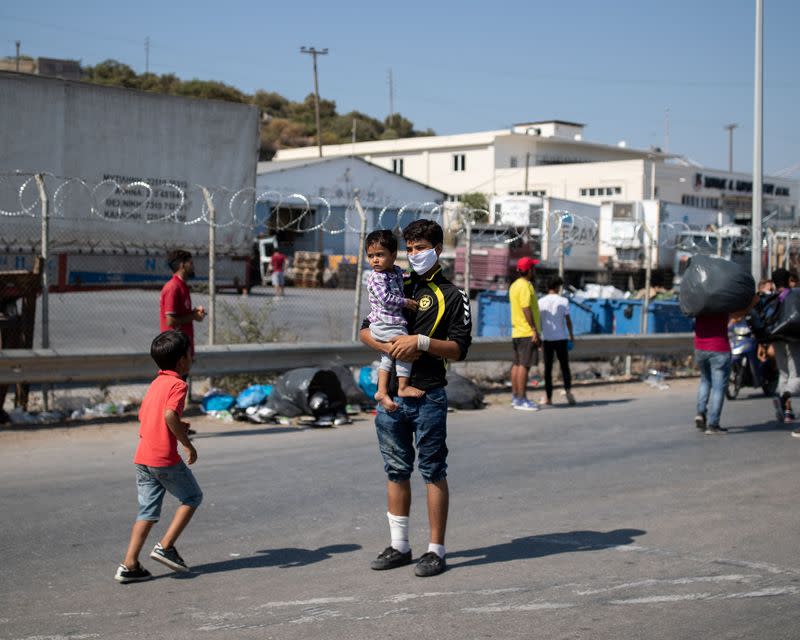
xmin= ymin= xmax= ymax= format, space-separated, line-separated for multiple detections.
xmin=274 ymin=120 xmax=797 ymax=225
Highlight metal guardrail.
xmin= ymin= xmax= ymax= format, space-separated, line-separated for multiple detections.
xmin=0 ymin=334 xmax=694 ymax=385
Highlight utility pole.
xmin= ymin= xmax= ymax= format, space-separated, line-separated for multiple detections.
xmin=300 ymin=46 xmax=328 ymax=158
xmin=724 ymin=123 xmax=738 ymax=173
xmin=145 ymin=36 xmax=150 ymax=73
xmin=388 ymin=68 xmax=394 ymax=127
xmin=752 ymin=0 xmax=763 ymax=282
xmin=524 ymin=151 xmax=530 ymax=194
xmin=664 ymin=107 xmax=670 ymax=153
xmin=15 ymin=40 xmax=20 ymax=72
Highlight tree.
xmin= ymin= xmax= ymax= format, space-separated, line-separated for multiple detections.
xmin=460 ymin=193 xmax=490 ymax=223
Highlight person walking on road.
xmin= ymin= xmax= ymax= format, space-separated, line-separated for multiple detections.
xmin=769 ymin=269 xmax=800 ymax=431
xmin=271 ymin=248 xmax=286 ymax=298
xmin=509 ymin=257 xmax=541 ymax=411
xmin=115 ymin=330 xmax=203 ymax=583
xmin=693 ymin=311 xmax=731 ymax=435
xmin=538 ymin=276 xmax=576 ymax=406
xmin=359 ymin=219 xmax=472 ymax=577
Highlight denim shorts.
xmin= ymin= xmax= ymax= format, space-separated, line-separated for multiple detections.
xmin=374 ymin=387 xmax=448 ymax=484
xmin=135 ymin=461 xmax=203 ymax=521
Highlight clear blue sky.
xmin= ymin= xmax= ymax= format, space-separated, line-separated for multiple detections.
xmin=2 ymin=0 xmax=798 ymax=176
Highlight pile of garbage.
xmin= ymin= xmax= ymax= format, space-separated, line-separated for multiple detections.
xmin=201 ymin=363 xmax=486 ymax=426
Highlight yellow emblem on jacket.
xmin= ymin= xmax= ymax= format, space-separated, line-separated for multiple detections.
xmin=418 ymin=294 xmax=433 ymax=310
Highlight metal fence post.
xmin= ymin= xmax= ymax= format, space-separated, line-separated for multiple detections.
xmin=351 ymin=194 xmax=367 ymax=341
xmin=34 ymin=174 xmax=50 ymax=349
xmin=641 ymin=222 xmax=653 ymax=335
xmin=464 ymin=209 xmax=472 ymax=300
xmin=201 ymin=187 xmax=216 ymax=345
xmin=34 ymin=174 xmax=50 ymax=410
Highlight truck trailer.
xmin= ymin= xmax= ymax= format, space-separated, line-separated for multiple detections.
xmin=0 ymin=71 xmax=259 ymax=290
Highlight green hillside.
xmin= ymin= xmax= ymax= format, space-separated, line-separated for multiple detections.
xmin=83 ymin=59 xmax=435 ymax=160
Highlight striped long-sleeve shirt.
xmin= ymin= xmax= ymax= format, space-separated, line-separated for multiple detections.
xmin=367 ymin=266 xmax=408 ymax=326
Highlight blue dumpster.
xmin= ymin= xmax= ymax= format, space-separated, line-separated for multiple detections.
xmin=609 ymin=299 xmax=692 ymax=334
xmin=568 ymin=299 xmax=598 ymax=336
xmin=476 ymin=290 xmax=511 ymax=337
xmin=584 ymin=299 xmax=614 ymax=334
xmin=650 ymin=300 xmax=693 ymax=333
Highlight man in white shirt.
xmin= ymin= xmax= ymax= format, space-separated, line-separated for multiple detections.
xmin=538 ymin=276 xmax=575 ymax=406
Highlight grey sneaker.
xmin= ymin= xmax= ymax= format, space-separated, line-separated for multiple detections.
xmin=114 ymin=563 xmax=152 ymax=583
xmin=705 ymin=425 xmax=728 ymax=435
xmin=370 ymin=546 xmax=412 ymax=570
xmin=694 ymin=414 xmax=706 ymax=430
xmin=565 ymin=390 xmax=576 ymax=406
xmin=791 ymin=427 xmax=800 ymax=439
xmin=150 ymin=542 xmax=189 ymax=572
xmin=414 ymin=551 xmax=446 ymax=577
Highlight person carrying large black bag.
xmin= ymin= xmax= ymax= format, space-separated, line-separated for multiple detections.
xmin=680 ymin=255 xmax=756 ymax=434
xmin=764 ymin=269 xmax=800 ymax=430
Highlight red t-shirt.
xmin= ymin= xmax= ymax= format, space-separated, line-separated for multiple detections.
xmin=159 ymin=274 xmax=194 ymax=352
xmin=134 ymin=370 xmax=187 ymax=467
xmin=694 ymin=313 xmax=730 ymax=352
xmin=271 ymin=252 xmax=286 ymax=273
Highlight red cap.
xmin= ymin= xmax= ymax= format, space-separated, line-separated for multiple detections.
xmin=517 ymin=257 xmax=539 ymax=272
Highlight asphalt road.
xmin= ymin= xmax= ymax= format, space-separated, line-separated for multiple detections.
xmin=1 ymin=379 xmax=799 ymax=639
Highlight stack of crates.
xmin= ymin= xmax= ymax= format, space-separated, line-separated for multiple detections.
xmin=292 ymin=251 xmax=324 ymax=288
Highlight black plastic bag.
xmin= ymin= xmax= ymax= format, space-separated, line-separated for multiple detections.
xmin=679 ymin=254 xmax=755 ymax=317
xmin=266 ymin=368 xmax=347 ymax=417
xmin=445 ymin=370 xmax=485 ymax=410
xmin=751 ymin=289 xmax=800 ymax=342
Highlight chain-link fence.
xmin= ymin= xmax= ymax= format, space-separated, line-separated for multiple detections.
xmin=4 ymin=172 xmax=799 ymax=354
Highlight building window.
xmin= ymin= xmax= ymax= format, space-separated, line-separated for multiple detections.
xmin=392 ymin=158 xmax=404 ymax=175
xmin=580 ymin=186 xmax=622 ymax=198
xmin=509 ymin=156 xmax=518 ymax=168
xmin=453 ymin=153 xmax=466 ymax=172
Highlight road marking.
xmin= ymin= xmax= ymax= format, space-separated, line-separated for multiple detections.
xmin=385 ymin=588 xmax=525 ymax=603
xmin=575 ymin=574 xmax=760 ymax=595
xmin=255 ymin=596 xmax=356 ymax=609
xmin=610 ymin=593 xmax=712 ymax=604
xmin=724 ymin=586 xmax=800 ymax=598
xmin=464 ymin=602 xmax=576 ymax=613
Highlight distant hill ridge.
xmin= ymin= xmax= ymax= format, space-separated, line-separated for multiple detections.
xmin=81 ymin=59 xmax=435 ymax=160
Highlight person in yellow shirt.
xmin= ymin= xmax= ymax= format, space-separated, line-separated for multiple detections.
xmin=509 ymin=257 xmax=541 ymax=411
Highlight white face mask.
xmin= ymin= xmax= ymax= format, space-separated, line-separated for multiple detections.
xmin=408 ymin=248 xmax=438 ymax=274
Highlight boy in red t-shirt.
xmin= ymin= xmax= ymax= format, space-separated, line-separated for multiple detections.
xmin=114 ymin=330 xmax=202 ymax=583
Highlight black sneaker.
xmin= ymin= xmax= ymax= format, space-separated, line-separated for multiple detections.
xmin=150 ymin=542 xmax=189 ymax=572
xmin=791 ymin=428 xmax=800 ymax=439
xmin=694 ymin=414 xmax=706 ymax=430
xmin=114 ymin=563 xmax=152 ymax=583
xmin=705 ymin=425 xmax=728 ymax=435
xmin=414 ymin=551 xmax=446 ymax=577
xmin=370 ymin=546 xmax=412 ymax=570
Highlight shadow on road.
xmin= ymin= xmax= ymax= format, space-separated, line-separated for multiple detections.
xmin=163 ymin=543 xmax=362 ymax=579
xmin=447 ymin=528 xmax=646 ymax=569
xmin=723 ymin=420 xmax=792 ymax=435
xmin=192 ymin=426 xmax=302 ymax=439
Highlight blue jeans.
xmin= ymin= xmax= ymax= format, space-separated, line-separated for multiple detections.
xmin=374 ymin=387 xmax=448 ymax=483
xmin=695 ymin=349 xmax=732 ymax=427
xmin=135 ymin=461 xmax=203 ymax=521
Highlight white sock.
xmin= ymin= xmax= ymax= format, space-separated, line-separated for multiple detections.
xmin=428 ymin=543 xmax=446 ymax=559
xmin=387 ymin=512 xmax=410 ymax=553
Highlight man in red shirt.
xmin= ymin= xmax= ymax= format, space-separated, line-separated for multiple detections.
xmin=160 ymin=249 xmax=206 ymax=355
xmin=271 ymin=249 xmax=286 ymax=298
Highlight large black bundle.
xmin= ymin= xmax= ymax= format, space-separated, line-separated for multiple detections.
xmin=753 ymin=289 xmax=800 ymax=342
xmin=679 ymin=254 xmax=755 ymax=317
xmin=445 ymin=371 xmax=485 ymax=410
xmin=266 ymin=368 xmax=347 ymax=417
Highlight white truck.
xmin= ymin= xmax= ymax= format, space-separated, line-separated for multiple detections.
xmin=0 ymin=71 xmax=259 ymax=290
xmin=598 ymin=200 xmax=736 ymax=273
xmin=487 ymin=195 xmax=600 ymax=273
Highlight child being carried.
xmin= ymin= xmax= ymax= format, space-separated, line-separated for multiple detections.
xmin=365 ymin=229 xmax=423 ymax=411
